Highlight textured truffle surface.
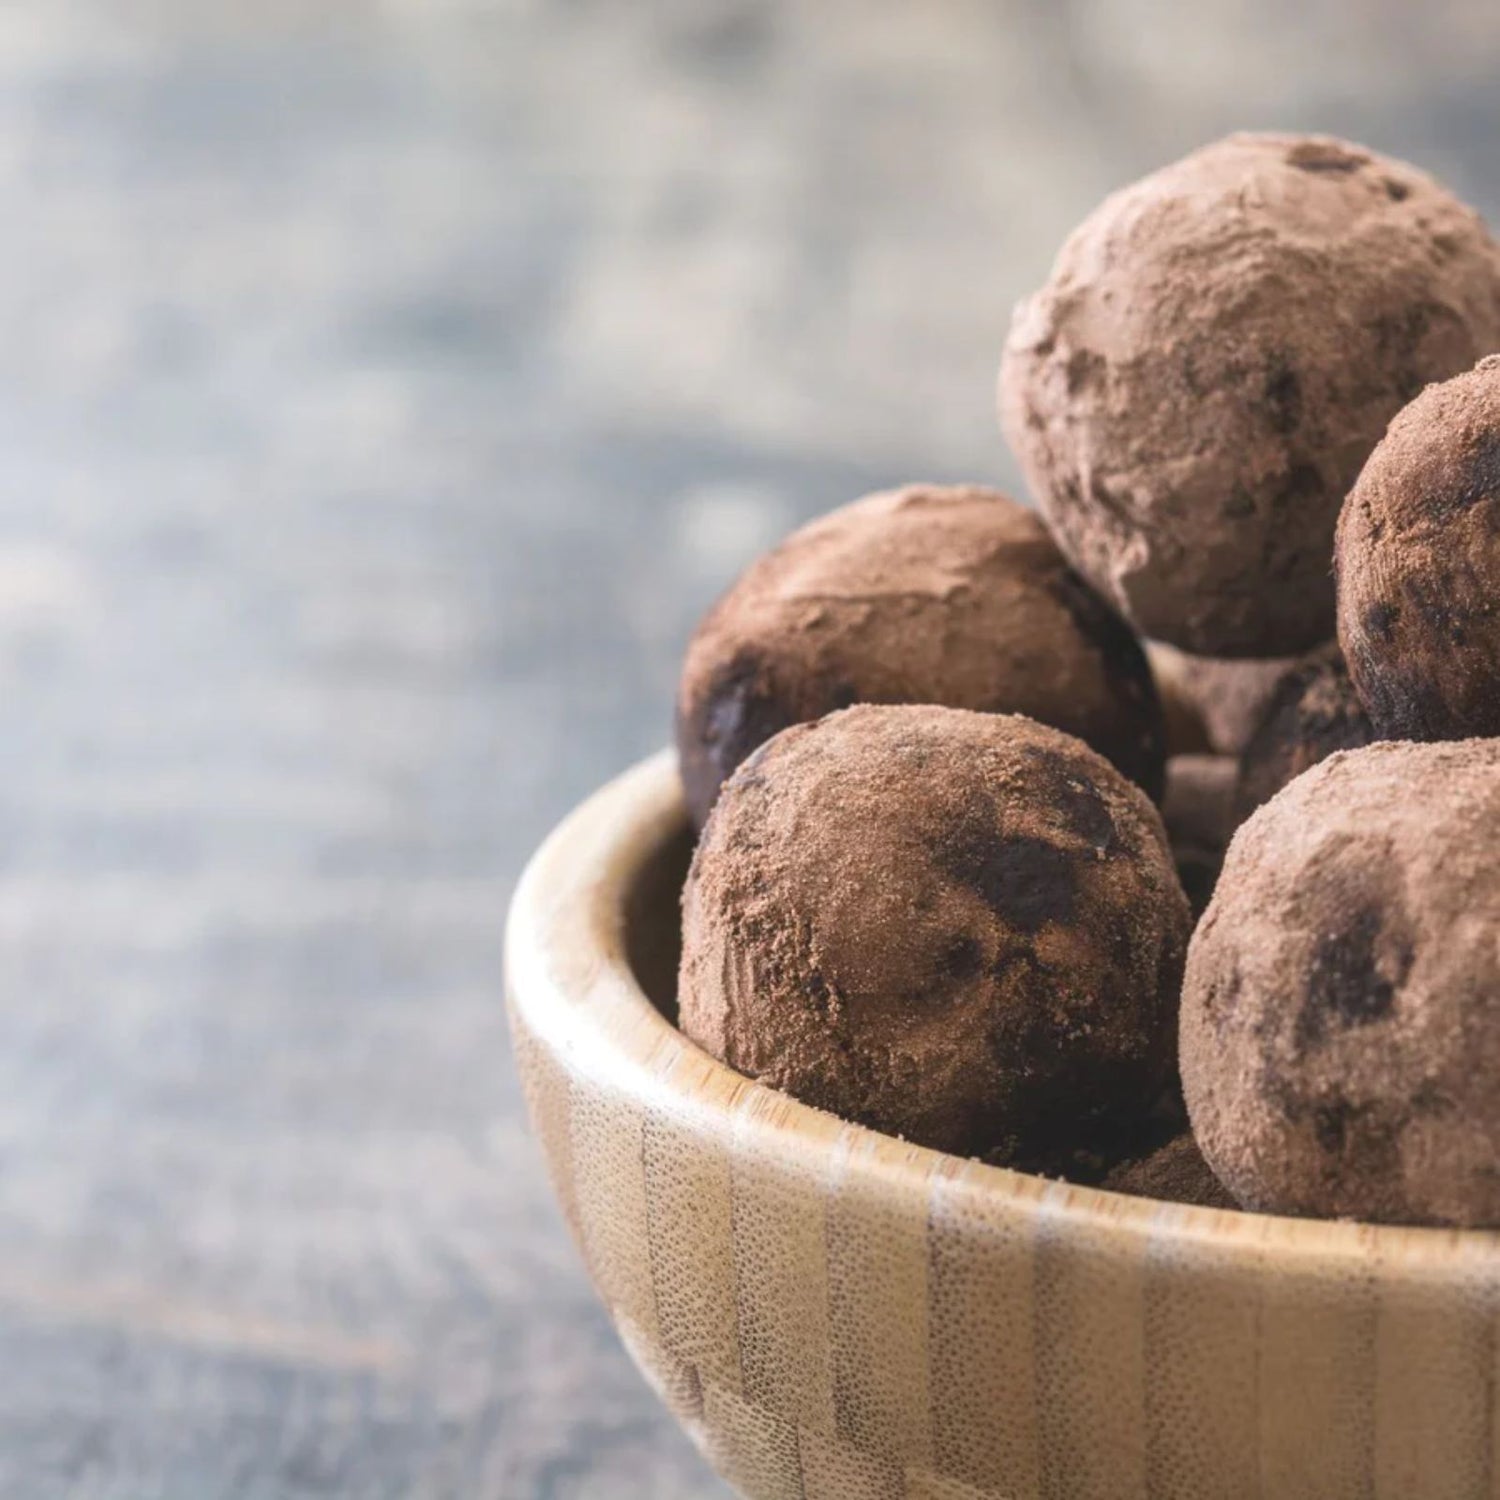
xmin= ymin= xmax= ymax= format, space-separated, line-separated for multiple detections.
xmin=1236 ymin=644 xmax=1375 ymax=816
xmin=1160 ymin=754 xmax=1238 ymax=916
xmin=1337 ymin=356 xmax=1500 ymax=739
xmin=1182 ymin=738 xmax=1500 ymax=1226
xmin=1147 ymin=645 xmax=1212 ymax=756
xmin=1102 ymin=1132 xmax=1237 ymax=1210
xmin=676 ymin=484 xmax=1165 ymax=828
xmin=1149 ymin=642 xmax=1305 ymax=755
xmin=678 ymin=705 xmax=1191 ymax=1165
xmin=1002 ymin=132 xmax=1500 ymax=657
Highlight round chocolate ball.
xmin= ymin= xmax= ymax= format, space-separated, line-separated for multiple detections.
xmin=1148 ymin=641 xmax=1307 ymax=756
xmin=1337 ymin=356 xmax=1500 ymax=739
xmin=679 ymin=705 xmax=1192 ymax=1165
xmin=676 ymin=484 xmax=1166 ymax=828
xmin=1182 ymin=738 xmax=1500 ymax=1226
xmin=1102 ymin=1132 xmax=1237 ymax=1211
xmin=1001 ymin=132 xmax=1500 ymax=658
xmin=1147 ymin=645 xmax=1212 ymax=756
xmin=1235 ymin=643 xmax=1375 ymax=817
xmin=1160 ymin=753 xmax=1238 ymax=917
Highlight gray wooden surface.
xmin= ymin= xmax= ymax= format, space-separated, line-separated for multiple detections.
xmin=0 ymin=3 xmax=1496 ymax=1496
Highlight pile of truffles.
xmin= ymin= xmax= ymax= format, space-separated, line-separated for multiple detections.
xmin=671 ymin=132 xmax=1500 ymax=1227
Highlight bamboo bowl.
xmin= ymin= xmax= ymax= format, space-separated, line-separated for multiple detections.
xmin=505 ymin=750 xmax=1500 ymax=1500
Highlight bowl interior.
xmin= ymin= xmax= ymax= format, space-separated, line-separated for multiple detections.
xmin=509 ymin=753 xmax=1500 ymax=1500
xmin=513 ymin=756 xmax=1500 ymax=1500
xmin=512 ymin=750 xmax=1500 ymax=1278
xmin=622 ymin=819 xmax=693 ymax=1026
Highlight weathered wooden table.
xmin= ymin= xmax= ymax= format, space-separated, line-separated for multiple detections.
xmin=0 ymin=3 xmax=1492 ymax=1495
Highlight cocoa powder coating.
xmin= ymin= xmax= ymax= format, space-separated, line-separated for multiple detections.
xmin=678 ymin=705 xmax=1192 ymax=1166
xmin=1149 ymin=642 xmax=1308 ymax=756
xmin=1337 ymin=355 xmax=1500 ymax=739
xmin=1235 ymin=643 xmax=1375 ymax=817
xmin=1102 ymin=1132 xmax=1237 ymax=1210
xmin=1160 ymin=753 xmax=1239 ymax=917
xmin=676 ymin=484 xmax=1165 ymax=828
xmin=1181 ymin=738 xmax=1500 ymax=1226
xmin=1002 ymin=132 xmax=1500 ymax=657
xmin=1146 ymin=643 xmax=1211 ymax=755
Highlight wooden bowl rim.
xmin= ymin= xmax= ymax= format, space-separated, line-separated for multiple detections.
xmin=506 ymin=748 xmax=1500 ymax=1274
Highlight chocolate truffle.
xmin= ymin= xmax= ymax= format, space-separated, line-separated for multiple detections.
xmin=676 ymin=484 xmax=1166 ymax=828
xmin=1001 ymin=132 xmax=1500 ymax=657
xmin=1181 ymin=738 xmax=1500 ymax=1226
xmin=1102 ymin=1132 xmax=1237 ymax=1211
xmin=679 ymin=705 xmax=1192 ymax=1166
xmin=1148 ymin=642 xmax=1306 ymax=756
xmin=1235 ymin=644 xmax=1375 ymax=817
xmin=1147 ymin=644 xmax=1212 ymax=756
xmin=1337 ymin=356 xmax=1500 ymax=740
xmin=1160 ymin=754 xmax=1238 ymax=917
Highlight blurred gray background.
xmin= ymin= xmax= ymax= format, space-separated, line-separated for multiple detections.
xmin=0 ymin=2 xmax=1496 ymax=1496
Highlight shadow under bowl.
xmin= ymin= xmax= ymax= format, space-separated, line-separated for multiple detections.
xmin=505 ymin=749 xmax=1500 ymax=1500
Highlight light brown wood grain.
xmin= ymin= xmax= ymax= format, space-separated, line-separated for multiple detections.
xmin=505 ymin=750 xmax=1500 ymax=1500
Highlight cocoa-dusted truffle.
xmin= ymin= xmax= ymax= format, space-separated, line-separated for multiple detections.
xmin=1182 ymin=738 xmax=1500 ymax=1226
xmin=1337 ymin=356 xmax=1500 ymax=740
xmin=1102 ymin=1132 xmax=1237 ymax=1211
xmin=1001 ymin=132 xmax=1500 ymax=658
xmin=1160 ymin=754 xmax=1238 ymax=917
xmin=679 ymin=705 xmax=1191 ymax=1166
xmin=1235 ymin=644 xmax=1374 ymax=817
xmin=1148 ymin=642 xmax=1305 ymax=756
xmin=1147 ymin=645 xmax=1212 ymax=756
xmin=676 ymin=485 xmax=1166 ymax=828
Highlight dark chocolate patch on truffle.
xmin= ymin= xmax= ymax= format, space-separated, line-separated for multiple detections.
xmin=1235 ymin=645 xmax=1376 ymax=816
xmin=989 ymin=943 xmax=1051 ymax=989
xmin=1313 ymin=1100 xmax=1354 ymax=1152
xmin=1412 ymin=1078 xmax=1455 ymax=1117
xmin=1066 ymin=348 xmax=1106 ymax=395
xmin=936 ymin=811 xmax=1078 ymax=933
xmin=1363 ymin=600 xmax=1399 ymax=643
xmin=1404 ymin=573 xmax=1469 ymax=647
xmin=939 ymin=935 xmax=983 ymax=981
xmin=1345 ymin=645 xmax=1423 ymax=739
xmin=1310 ymin=1098 xmax=1405 ymax=1184
xmin=1275 ymin=463 xmax=1323 ymax=511
xmin=1056 ymin=780 xmax=1118 ymax=854
xmin=1384 ymin=177 xmax=1411 ymax=202
xmin=1431 ymin=430 xmax=1500 ymax=519
xmin=1203 ymin=963 xmax=1243 ymax=1037
xmin=1021 ymin=745 xmax=1118 ymax=851
xmin=1264 ymin=359 xmax=1303 ymax=435
xmin=1222 ymin=485 xmax=1256 ymax=520
xmin=1179 ymin=349 xmax=1206 ymax=398
xmin=1086 ymin=473 xmax=1136 ymax=528
xmin=701 ymin=649 xmax=792 ymax=768
xmin=1296 ymin=905 xmax=1411 ymax=1047
xmin=804 ymin=969 xmax=834 ymax=1015
xmin=1286 ymin=140 xmax=1365 ymax=173
xmin=1372 ymin=303 xmax=1442 ymax=400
